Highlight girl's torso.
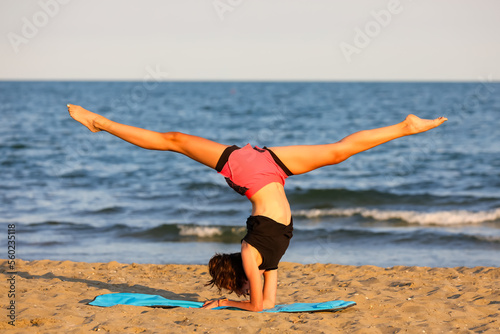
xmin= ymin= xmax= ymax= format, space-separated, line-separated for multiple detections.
xmin=250 ymin=182 xmax=291 ymax=226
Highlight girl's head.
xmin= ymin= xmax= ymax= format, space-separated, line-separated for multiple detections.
xmin=206 ymin=253 xmax=248 ymax=296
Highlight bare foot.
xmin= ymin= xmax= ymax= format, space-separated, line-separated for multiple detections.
xmin=403 ymin=114 xmax=447 ymax=135
xmin=67 ymin=104 xmax=102 ymax=132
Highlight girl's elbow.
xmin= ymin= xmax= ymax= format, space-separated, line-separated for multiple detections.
xmin=251 ymin=301 xmax=264 ymax=312
xmin=263 ymin=300 xmax=275 ymax=310
xmin=252 ymin=305 xmax=264 ymax=312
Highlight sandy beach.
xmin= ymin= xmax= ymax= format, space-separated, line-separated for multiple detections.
xmin=1 ymin=259 xmax=499 ymax=333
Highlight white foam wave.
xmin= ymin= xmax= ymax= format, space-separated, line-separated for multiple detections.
xmin=292 ymin=208 xmax=500 ymax=225
xmin=178 ymin=226 xmax=223 ymax=237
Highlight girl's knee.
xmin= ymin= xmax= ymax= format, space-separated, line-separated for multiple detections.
xmin=328 ymin=144 xmax=351 ymax=165
xmin=161 ymin=131 xmax=187 ymax=151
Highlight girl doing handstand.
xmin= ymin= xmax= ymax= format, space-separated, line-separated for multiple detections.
xmin=68 ymin=104 xmax=446 ymax=311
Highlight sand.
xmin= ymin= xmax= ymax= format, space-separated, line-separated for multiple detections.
xmin=1 ymin=259 xmax=499 ymax=333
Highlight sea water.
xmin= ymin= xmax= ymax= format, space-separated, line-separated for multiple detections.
xmin=1 ymin=81 xmax=499 ymax=267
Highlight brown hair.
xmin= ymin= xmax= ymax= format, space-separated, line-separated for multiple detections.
xmin=206 ymin=253 xmax=248 ymax=296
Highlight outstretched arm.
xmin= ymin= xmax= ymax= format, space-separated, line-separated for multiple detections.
xmin=67 ymin=104 xmax=228 ymax=169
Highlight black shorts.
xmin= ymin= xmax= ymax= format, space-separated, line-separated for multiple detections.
xmin=242 ymin=215 xmax=293 ymax=271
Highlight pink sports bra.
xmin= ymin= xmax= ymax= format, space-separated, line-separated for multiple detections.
xmin=215 ymin=144 xmax=293 ymax=199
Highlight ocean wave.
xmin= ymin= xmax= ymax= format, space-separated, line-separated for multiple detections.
xmin=121 ymin=223 xmax=246 ymax=242
xmin=20 ymin=220 xmax=500 ymax=250
xmin=292 ymin=207 xmax=500 ymax=225
xmin=179 ymin=225 xmax=223 ymax=237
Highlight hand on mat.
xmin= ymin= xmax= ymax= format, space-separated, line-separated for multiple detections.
xmin=202 ymin=299 xmax=221 ymax=309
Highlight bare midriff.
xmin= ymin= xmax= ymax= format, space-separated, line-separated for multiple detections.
xmin=249 ymin=182 xmax=291 ymax=226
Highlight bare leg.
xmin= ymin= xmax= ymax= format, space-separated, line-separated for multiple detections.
xmin=270 ymin=114 xmax=447 ymax=175
xmin=67 ymin=104 xmax=228 ymax=169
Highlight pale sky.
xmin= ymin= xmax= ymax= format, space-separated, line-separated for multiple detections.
xmin=1 ymin=0 xmax=499 ymax=81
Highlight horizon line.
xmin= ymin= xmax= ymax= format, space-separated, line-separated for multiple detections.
xmin=1 ymin=78 xmax=498 ymax=83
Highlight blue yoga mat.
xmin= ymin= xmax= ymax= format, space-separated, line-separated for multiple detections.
xmin=89 ymin=293 xmax=356 ymax=313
